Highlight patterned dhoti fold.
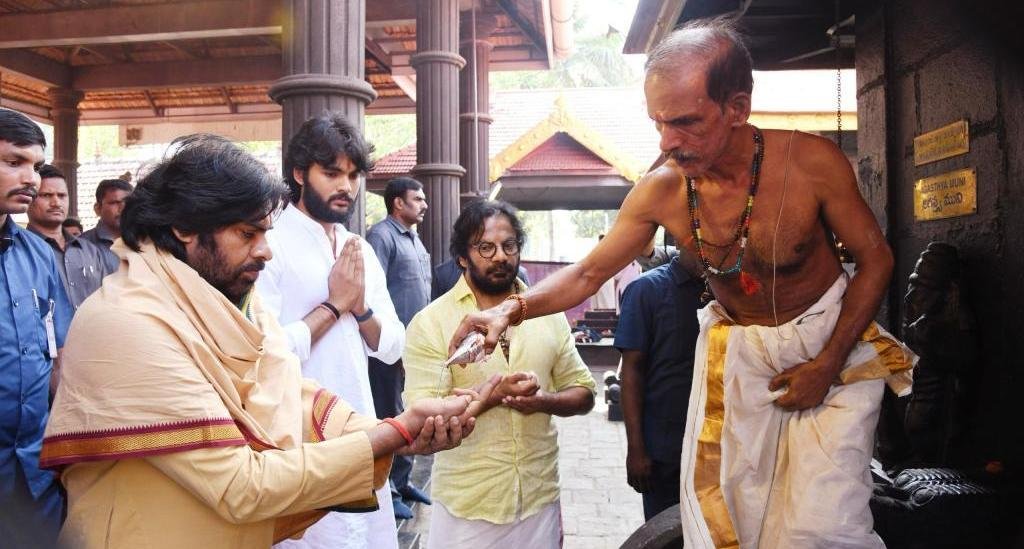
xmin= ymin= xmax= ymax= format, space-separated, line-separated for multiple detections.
xmin=679 ymin=274 xmax=917 ymax=548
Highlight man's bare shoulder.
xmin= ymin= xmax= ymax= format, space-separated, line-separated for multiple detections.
xmin=627 ymin=163 xmax=684 ymax=207
xmin=637 ymin=162 xmax=683 ymax=188
xmin=768 ymin=129 xmax=849 ymax=173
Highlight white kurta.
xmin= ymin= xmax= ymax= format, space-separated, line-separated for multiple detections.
xmin=258 ymin=205 xmax=404 ymax=549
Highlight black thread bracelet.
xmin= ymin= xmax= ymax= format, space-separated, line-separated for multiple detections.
xmin=319 ymin=301 xmax=341 ymax=320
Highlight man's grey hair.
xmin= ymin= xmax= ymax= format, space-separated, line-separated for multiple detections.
xmin=644 ymin=17 xmax=754 ymax=106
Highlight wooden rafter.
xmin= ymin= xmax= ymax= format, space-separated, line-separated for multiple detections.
xmin=141 ymin=89 xmax=160 ymax=117
xmin=219 ymin=87 xmax=236 ymax=113
xmin=364 ymin=37 xmax=391 ymax=71
xmin=162 ymin=41 xmax=197 ymax=60
xmin=495 ymin=0 xmax=547 ymax=55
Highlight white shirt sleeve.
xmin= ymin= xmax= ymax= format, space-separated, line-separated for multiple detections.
xmin=256 ymin=236 xmax=313 ymax=362
xmin=360 ymin=239 xmax=405 ymax=364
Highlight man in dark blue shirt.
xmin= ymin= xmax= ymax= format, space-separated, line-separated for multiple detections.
xmin=614 ymin=255 xmax=702 ymax=521
xmin=27 ymin=164 xmax=119 ymax=309
xmin=0 ymin=108 xmax=74 ymax=548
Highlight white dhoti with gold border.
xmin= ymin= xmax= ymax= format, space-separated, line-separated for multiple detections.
xmin=680 ymin=274 xmax=917 ymax=549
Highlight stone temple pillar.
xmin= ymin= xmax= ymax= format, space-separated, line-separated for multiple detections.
xmin=269 ymin=0 xmax=376 ymax=235
xmin=459 ymin=13 xmax=497 ymax=206
xmin=48 ymin=88 xmax=83 ymax=217
xmin=412 ymin=0 xmax=466 ymax=265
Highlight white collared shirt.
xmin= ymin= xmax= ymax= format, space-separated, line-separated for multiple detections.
xmin=258 ymin=205 xmax=403 ymax=549
xmin=258 ymin=204 xmax=404 ymax=416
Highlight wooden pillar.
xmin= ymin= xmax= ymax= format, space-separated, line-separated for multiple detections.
xmin=269 ymin=0 xmax=376 ymax=235
xmin=48 ymin=88 xmax=83 ymax=217
xmin=412 ymin=0 xmax=466 ymax=265
xmin=459 ymin=13 xmax=497 ymax=205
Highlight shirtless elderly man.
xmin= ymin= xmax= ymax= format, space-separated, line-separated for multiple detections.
xmin=453 ymin=19 xmax=915 ymax=548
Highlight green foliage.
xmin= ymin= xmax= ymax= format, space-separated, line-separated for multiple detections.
xmin=490 ymin=0 xmax=641 ymax=91
xmin=571 ymin=210 xmax=618 ymax=238
xmin=491 ymin=32 xmax=639 ymax=90
xmin=363 ymin=115 xmax=414 ymax=228
xmin=365 ymin=192 xmax=386 ymax=228
xmin=77 ymin=126 xmax=130 ymax=160
xmin=365 ymin=114 xmax=416 ymax=159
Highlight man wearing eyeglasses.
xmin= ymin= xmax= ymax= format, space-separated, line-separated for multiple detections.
xmin=403 ymin=200 xmax=596 ymax=549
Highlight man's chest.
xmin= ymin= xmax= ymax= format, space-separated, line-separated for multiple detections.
xmin=664 ymin=181 xmax=824 ymax=278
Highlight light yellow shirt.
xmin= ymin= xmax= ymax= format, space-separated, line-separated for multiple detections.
xmin=403 ymin=275 xmax=596 ymax=524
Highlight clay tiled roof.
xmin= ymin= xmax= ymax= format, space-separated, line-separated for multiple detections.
xmin=368 ymin=87 xmax=661 ymax=181
xmin=489 ymin=87 xmax=660 ymax=175
xmin=368 ymin=142 xmax=417 ymax=179
xmin=506 ymin=133 xmax=617 ymax=174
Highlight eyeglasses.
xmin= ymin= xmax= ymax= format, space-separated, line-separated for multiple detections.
xmin=471 ymin=239 xmax=521 ymax=259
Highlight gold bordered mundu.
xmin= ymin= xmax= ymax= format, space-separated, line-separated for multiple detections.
xmin=914 ymin=168 xmax=977 ymax=221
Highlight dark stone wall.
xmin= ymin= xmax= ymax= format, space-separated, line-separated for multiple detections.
xmin=857 ymin=0 xmax=1024 ymax=468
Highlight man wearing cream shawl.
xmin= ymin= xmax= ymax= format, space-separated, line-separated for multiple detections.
xmin=40 ymin=134 xmax=492 ymax=549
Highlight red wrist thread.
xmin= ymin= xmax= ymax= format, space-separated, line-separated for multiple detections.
xmin=382 ymin=417 xmax=415 ymax=446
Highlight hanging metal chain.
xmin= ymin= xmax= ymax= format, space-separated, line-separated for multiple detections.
xmin=834 ymin=0 xmax=843 ymax=150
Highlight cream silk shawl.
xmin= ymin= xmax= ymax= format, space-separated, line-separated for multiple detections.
xmin=41 ymin=241 xmax=379 ymax=540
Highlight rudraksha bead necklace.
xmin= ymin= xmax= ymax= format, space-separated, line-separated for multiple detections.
xmin=686 ymin=126 xmax=764 ymax=277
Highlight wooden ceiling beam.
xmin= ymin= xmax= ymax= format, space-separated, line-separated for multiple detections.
xmin=73 ymin=55 xmax=282 ymax=91
xmin=364 ymin=37 xmax=392 ymax=71
xmin=0 ymin=0 xmax=281 ymax=49
xmin=162 ymin=41 xmax=198 ymax=60
xmin=0 ymin=49 xmax=71 ymax=87
xmin=79 ymin=46 xmax=113 ymax=64
xmin=366 ymin=0 xmax=416 ymax=22
xmin=494 ymin=0 xmax=547 ymax=56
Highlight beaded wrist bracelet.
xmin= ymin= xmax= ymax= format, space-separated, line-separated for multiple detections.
xmin=504 ymin=294 xmax=527 ymax=326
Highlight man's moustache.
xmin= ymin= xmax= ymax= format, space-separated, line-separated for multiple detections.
xmin=244 ymin=263 xmax=265 ymax=273
xmin=8 ymin=187 xmax=37 ymax=199
xmin=329 ymin=193 xmax=352 ymax=203
xmin=669 ymin=151 xmax=698 ymax=163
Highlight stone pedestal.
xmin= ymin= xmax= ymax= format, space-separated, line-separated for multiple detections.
xmin=47 ymin=88 xmax=83 ymax=217
xmin=269 ymin=0 xmax=376 ymax=235
xmin=412 ymin=0 xmax=466 ymax=264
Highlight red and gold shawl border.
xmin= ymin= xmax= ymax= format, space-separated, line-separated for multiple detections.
xmin=310 ymin=388 xmax=340 ymax=443
xmin=40 ymin=417 xmax=246 ymax=470
xmin=233 ymin=419 xmax=282 ymax=452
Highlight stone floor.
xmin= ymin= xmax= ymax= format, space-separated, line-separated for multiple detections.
xmin=397 ymin=395 xmax=645 ymax=549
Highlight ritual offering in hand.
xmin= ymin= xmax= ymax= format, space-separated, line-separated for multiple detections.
xmin=445 ymin=331 xmax=486 ymax=367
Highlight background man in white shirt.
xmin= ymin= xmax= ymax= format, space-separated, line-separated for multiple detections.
xmin=257 ymin=112 xmax=405 ymax=549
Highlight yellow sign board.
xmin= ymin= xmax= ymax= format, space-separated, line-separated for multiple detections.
xmin=914 ymin=120 xmax=969 ymax=166
xmin=914 ymin=168 xmax=977 ymax=221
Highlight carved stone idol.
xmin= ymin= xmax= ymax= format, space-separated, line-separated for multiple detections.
xmin=901 ymin=242 xmax=977 ymax=465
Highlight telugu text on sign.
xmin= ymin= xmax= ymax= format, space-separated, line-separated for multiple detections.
xmin=914 ymin=168 xmax=977 ymax=221
xmin=914 ymin=120 xmax=969 ymax=166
